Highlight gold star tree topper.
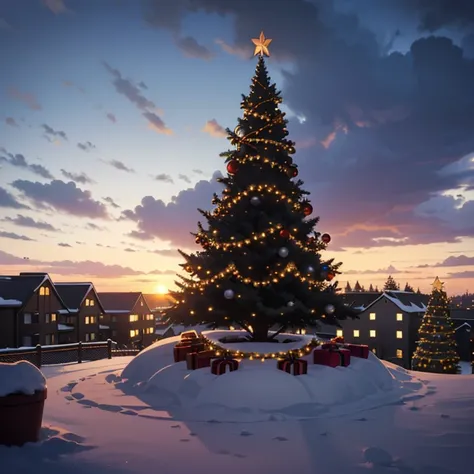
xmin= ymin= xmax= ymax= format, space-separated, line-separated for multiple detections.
xmin=252 ymin=31 xmax=272 ymax=57
xmin=432 ymin=276 xmax=444 ymax=291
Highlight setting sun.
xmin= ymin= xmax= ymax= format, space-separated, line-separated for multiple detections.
xmin=155 ymin=284 xmax=168 ymax=295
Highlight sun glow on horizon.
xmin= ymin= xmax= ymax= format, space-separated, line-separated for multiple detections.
xmin=155 ymin=284 xmax=169 ymax=295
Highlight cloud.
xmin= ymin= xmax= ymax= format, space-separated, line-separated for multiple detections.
xmin=178 ymin=174 xmax=191 ymax=183
xmin=148 ymin=249 xmax=179 ymax=257
xmin=193 ymin=169 xmax=204 ymax=174
xmin=175 ymin=36 xmax=214 ymax=60
xmin=214 ymin=38 xmax=251 ymax=59
xmin=419 ymin=254 xmax=474 ymax=268
xmin=0 ymin=250 xmax=34 ymax=265
xmin=104 ymin=159 xmax=134 ymax=173
xmin=86 ymin=222 xmax=106 ymax=231
xmin=344 ymin=265 xmax=407 ymax=275
xmin=3 ymin=215 xmax=57 ymax=231
xmin=103 ymin=196 xmax=120 ymax=208
xmin=77 ymin=141 xmax=96 ymax=152
xmin=0 ymin=230 xmax=34 ymax=241
xmin=122 ymin=171 xmax=223 ymax=248
xmin=42 ymin=0 xmax=69 ymax=14
xmin=124 ymin=248 xmax=135 ymax=252
xmin=106 ymin=112 xmax=117 ymax=123
xmin=0 ymin=149 xmax=54 ymax=179
xmin=8 ymin=87 xmax=42 ymax=110
xmin=11 ymin=179 xmax=109 ymax=218
xmin=61 ymin=169 xmax=95 ymax=185
xmin=0 ymin=18 xmax=13 ymax=30
xmin=58 ymin=242 xmax=72 ymax=247
xmin=103 ymin=62 xmax=172 ymax=134
xmin=202 ymin=119 xmax=226 ymax=138
xmin=147 ymin=269 xmax=177 ymax=275
xmin=447 ymin=270 xmax=474 ymax=279
xmin=62 ymin=80 xmax=84 ymax=93
xmin=42 ymin=124 xmax=68 ymax=142
xmin=5 ymin=117 xmax=19 ymax=127
xmin=154 ymin=173 xmax=174 ymax=183
xmin=0 ymin=187 xmax=29 ymax=209
xmin=138 ymin=81 xmax=148 ymax=89
xmin=143 ymin=111 xmax=173 ymax=135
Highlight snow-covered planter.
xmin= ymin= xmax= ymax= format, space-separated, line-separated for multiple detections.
xmin=0 ymin=361 xmax=47 ymax=446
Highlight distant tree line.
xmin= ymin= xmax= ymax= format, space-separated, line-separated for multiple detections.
xmin=345 ymin=275 xmax=421 ymax=294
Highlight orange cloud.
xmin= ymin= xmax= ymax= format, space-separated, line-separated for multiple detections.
xmin=202 ymin=119 xmax=226 ymax=138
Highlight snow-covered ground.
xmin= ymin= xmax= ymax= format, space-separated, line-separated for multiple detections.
xmin=2 ymin=334 xmax=473 ymax=474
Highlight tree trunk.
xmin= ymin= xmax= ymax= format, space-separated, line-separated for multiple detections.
xmin=251 ymin=322 xmax=270 ymax=342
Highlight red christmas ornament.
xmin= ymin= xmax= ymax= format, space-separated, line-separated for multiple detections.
xmin=321 ymin=233 xmax=331 ymax=244
xmin=287 ymin=166 xmax=298 ymax=178
xmin=302 ymin=203 xmax=313 ymax=216
xmin=195 ymin=237 xmax=201 ymax=244
xmin=227 ymin=160 xmax=239 ymax=175
xmin=279 ymin=229 xmax=290 ymax=239
xmin=327 ymin=272 xmax=335 ymax=281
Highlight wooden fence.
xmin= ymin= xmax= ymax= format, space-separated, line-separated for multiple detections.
xmin=0 ymin=339 xmax=140 ymax=368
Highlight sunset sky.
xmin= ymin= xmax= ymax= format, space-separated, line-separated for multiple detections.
xmin=1 ymin=0 xmax=474 ymax=295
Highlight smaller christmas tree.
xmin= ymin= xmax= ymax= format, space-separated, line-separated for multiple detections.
xmin=383 ymin=275 xmax=399 ymax=291
xmin=411 ymin=277 xmax=460 ymax=374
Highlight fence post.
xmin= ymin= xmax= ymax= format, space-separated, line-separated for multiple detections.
xmin=35 ymin=344 xmax=42 ymax=368
xmin=78 ymin=342 xmax=82 ymax=364
xmin=107 ymin=339 xmax=112 ymax=359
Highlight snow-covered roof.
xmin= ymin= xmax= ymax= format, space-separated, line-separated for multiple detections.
xmin=155 ymin=324 xmax=173 ymax=335
xmin=359 ymin=291 xmax=428 ymax=314
xmin=0 ymin=296 xmax=22 ymax=307
xmin=455 ymin=322 xmax=471 ymax=331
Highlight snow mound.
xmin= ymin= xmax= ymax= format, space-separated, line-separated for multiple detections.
xmin=0 ymin=360 xmax=47 ymax=397
xmin=119 ymin=331 xmax=413 ymax=421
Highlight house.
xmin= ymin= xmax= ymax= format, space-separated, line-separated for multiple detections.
xmin=143 ymin=293 xmax=173 ymax=322
xmin=97 ymin=292 xmax=155 ymax=348
xmin=339 ymin=291 xmax=429 ymax=369
xmin=0 ymin=273 xmax=68 ymax=348
xmin=54 ymin=282 xmax=106 ymax=343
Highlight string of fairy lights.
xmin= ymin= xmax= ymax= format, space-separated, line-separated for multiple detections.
xmin=201 ymin=334 xmax=320 ymax=361
xmin=412 ymin=282 xmax=460 ymax=373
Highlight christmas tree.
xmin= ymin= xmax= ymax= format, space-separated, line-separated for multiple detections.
xmin=411 ymin=277 xmax=460 ymax=374
xmin=166 ymin=32 xmax=356 ymax=342
xmin=383 ymin=275 xmax=399 ymax=291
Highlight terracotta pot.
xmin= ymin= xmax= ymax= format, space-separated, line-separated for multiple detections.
xmin=0 ymin=388 xmax=47 ymax=446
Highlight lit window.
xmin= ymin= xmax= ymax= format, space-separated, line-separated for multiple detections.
xmin=141 ymin=300 xmax=144 ymax=306
xmin=396 ymin=313 xmax=403 ymax=321
xmin=85 ymin=316 xmax=96 ymax=324
xmin=39 ymin=286 xmax=47 ymax=296
xmin=336 ymin=329 xmax=343 ymax=338
xmin=145 ymin=327 xmax=154 ymax=335
xmin=90 ymin=299 xmax=95 ymax=306
xmin=24 ymin=313 xmax=32 ymax=324
xmin=46 ymin=287 xmax=50 ymax=296
xmin=396 ymin=349 xmax=403 ymax=358
xmin=129 ymin=314 xmax=139 ymax=322
xmin=396 ymin=330 xmax=403 ymax=339
xmin=130 ymin=329 xmax=139 ymax=338
xmin=85 ymin=299 xmax=90 ymax=306
xmin=85 ymin=333 xmax=96 ymax=342
xmin=370 ymin=330 xmax=376 ymax=338
xmin=51 ymin=313 xmax=57 ymax=322
xmin=369 ymin=313 xmax=376 ymax=320
xmin=353 ymin=329 xmax=360 ymax=338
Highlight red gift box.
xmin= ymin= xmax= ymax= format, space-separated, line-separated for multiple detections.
xmin=173 ymin=341 xmax=206 ymax=362
xmin=344 ymin=343 xmax=369 ymax=359
xmin=211 ymin=357 xmax=239 ymax=375
xmin=181 ymin=330 xmax=199 ymax=341
xmin=277 ymin=358 xmax=308 ymax=376
xmin=186 ymin=350 xmax=217 ymax=370
xmin=313 ymin=347 xmax=351 ymax=368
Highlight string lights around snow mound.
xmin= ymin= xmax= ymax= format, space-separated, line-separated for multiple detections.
xmin=411 ymin=277 xmax=460 ymax=374
xmin=164 ymin=31 xmax=357 ymax=342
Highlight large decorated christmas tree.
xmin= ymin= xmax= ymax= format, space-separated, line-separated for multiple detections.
xmin=166 ymin=32 xmax=356 ymax=342
xmin=411 ymin=277 xmax=460 ymax=374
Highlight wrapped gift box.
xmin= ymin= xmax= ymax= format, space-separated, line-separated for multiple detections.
xmin=211 ymin=357 xmax=239 ymax=375
xmin=313 ymin=347 xmax=351 ymax=368
xmin=173 ymin=341 xmax=206 ymax=362
xmin=186 ymin=350 xmax=217 ymax=370
xmin=344 ymin=343 xmax=369 ymax=359
xmin=277 ymin=357 xmax=308 ymax=376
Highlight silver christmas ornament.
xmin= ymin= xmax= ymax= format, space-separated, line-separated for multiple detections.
xmin=287 ymin=301 xmax=295 ymax=307
xmin=224 ymin=289 xmax=235 ymax=300
xmin=325 ymin=304 xmax=335 ymax=315
xmin=234 ymin=126 xmax=245 ymax=137
xmin=250 ymin=196 xmax=261 ymax=206
xmin=307 ymin=266 xmax=315 ymax=273
xmin=278 ymin=247 xmax=289 ymax=258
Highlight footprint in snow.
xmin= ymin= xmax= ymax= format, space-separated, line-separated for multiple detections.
xmin=440 ymin=414 xmax=450 ymax=419
xmin=120 ymin=410 xmax=138 ymax=416
xmin=98 ymin=404 xmax=122 ymax=413
xmin=71 ymin=392 xmax=85 ymax=400
xmin=363 ymin=447 xmax=394 ymax=467
xmin=180 ymin=439 xmax=190 ymax=442
xmin=171 ymin=424 xmax=181 ymax=429
xmin=240 ymin=430 xmax=253 ymax=437
xmin=207 ymin=419 xmax=221 ymax=424
xmin=64 ymin=395 xmax=74 ymax=401
xmin=273 ymin=436 xmax=288 ymax=442
xmin=355 ymin=417 xmax=368 ymax=422
xmin=409 ymin=406 xmax=421 ymax=411
xmin=189 ymin=432 xmax=197 ymax=436
xmin=77 ymin=399 xmax=99 ymax=408
xmin=60 ymin=382 xmax=77 ymax=392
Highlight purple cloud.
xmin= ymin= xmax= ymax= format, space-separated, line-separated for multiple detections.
xmin=0 ymin=187 xmax=29 ymax=209
xmin=11 ymin=179 xmax=109 ymax=219
xmin=8 ymin=87 xmax=42 ymax=110
xmin=5 ymin=117 xmax=19 ymax=127
xmin=106 ymin=112 xmax=117 ymax=123
xmin=41 ymin=124 xmax=68 ymax=141
xmin=0 ymin=150 xmax=54 ymax=179
xmin=3 ymin=214 xmax=56 ymax=231
xmin=61 ymin=169 xmax=95 ymax=185
xmin=0 ymin=230 xmax=34 ymax=241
